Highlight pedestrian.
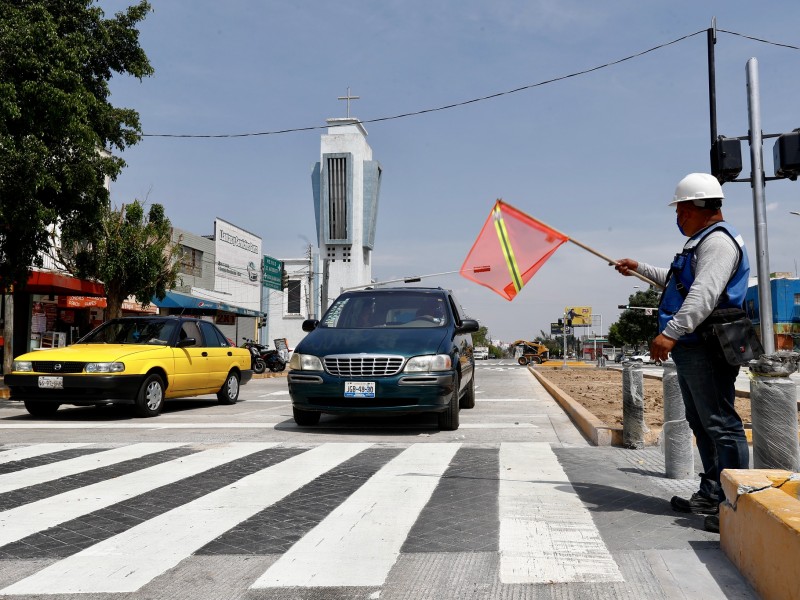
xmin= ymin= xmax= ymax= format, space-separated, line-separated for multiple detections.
xmin=615 ymin=172 xmax=751 ymax=534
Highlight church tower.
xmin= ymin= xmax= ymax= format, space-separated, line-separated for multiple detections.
xmin=311 ymin=94 xmax=382 ymax=311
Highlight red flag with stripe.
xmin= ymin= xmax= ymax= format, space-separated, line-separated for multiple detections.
xmin=460 ymin=200 xmax=569 ymax=301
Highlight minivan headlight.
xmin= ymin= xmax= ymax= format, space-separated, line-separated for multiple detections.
xmin=404 ymin=354 xmax=452 ymax=372
xmin=84 ymin=362 xmax=125 ymax=373
xmin=289 ymin=353 xmax=323 ymax=371
xmin=13 ymin=361 xmax=33 ymax=372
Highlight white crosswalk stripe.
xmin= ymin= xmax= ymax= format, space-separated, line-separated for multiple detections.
xmin=0 ymin=441 xmax=622 ymax=595
xmin=0 ymin=442 xmax=185 ymax=494
xmin=0 ymin=443 xmax=92 ymax=464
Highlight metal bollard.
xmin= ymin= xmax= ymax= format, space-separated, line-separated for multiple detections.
xmin=750 ymin=351 xmax=800 ymax=471
xmin=661 ymin=360 xmax=694 ymax=479
xmin=622 ymin=361 xmax=645 ymax=449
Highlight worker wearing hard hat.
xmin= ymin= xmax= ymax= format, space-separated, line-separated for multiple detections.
xmin=615 ymin=173 xmax=751 ymax=534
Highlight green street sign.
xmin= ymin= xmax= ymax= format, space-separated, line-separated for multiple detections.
xmin=262 ymin=256 xmax=283 ymax=290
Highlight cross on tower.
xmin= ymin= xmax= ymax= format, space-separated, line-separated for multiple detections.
xmin=337 ymin=87 xmax=360 ymax=118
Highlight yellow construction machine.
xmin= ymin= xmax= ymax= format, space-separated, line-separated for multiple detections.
xmin=512 ymin=340 xmax=550 ymax=365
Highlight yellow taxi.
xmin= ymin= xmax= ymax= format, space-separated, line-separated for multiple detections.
xmin=3 ymin=316 xmax=253 ymax=417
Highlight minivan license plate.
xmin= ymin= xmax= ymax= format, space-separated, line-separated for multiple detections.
xmin=38 ymin=376 xmax=63 ymax=389
xmin=344 ymin=381 xmax=375 ymax=398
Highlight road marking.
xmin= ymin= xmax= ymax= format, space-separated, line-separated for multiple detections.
xmin=0 ymin=422 xmax=537 ymax=430
xmin=251 ymin=443 xmax=460 ymax=588
xmin=0 ymin=443 xmax=273 ymax=548
xmin=498 ymin=442 xmax=623 ymax=584
xmin=1 ymin=443 xmax=371 ymax=595
xmin=474 ymin=398 xmax=537 ymax=402
xmin=0 ymin=443 xmax=92 ymax=464
xmin=0 ymin=442 xmax=185 ymax=494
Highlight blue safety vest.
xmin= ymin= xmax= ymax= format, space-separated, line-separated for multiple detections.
xmin=658 ymin=221 xmax=749 ymax=341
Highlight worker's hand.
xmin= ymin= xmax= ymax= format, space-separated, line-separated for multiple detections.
xmin=614 ymin=258 xmax=639 ymax=276
xmin=650 ymin=333 xmax=676 ymax=363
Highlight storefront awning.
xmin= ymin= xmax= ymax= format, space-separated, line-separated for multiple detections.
xmin=151 ymin=291 xmax=262 ymax=318
xmin=25 ymin=271 xmax=105 ymax=296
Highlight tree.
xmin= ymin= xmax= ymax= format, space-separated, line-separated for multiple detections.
xmin=613 ymin=288 xmax=660 ymax=348
xmin=472 ymin=325 xmax=490 ymax=347
xmin=0 ymin=0 xmax=153 ymax=289
xmin=57 ymin=200 xmax=181 ymax=318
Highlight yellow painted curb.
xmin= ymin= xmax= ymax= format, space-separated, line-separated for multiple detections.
xmin=529 ymin=367 xmax=622 ymax=446
xmin=720 ymin=469 xmax=800 ymax=600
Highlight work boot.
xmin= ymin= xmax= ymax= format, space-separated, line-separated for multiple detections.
xmin=704 ymin=514 xmax=720 ymax=533
xmin=670 ymin=492 xmax=719 ymax=515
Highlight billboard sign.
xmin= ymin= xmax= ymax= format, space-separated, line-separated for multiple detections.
xmin=565 ymin=305 xmax=592 ymax=326
xmin=214 ymin=219 xmax=262 ymax=312
xmin=262 ymin=255 xmax=283 ymax=291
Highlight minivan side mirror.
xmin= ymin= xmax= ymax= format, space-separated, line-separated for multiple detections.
xmin=302 ymin=319 xmax=320 ymax=332
xmin=456 ymin=319 xmax=480 ymax=334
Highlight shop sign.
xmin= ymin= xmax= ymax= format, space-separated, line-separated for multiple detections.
xmin=58 ymin=296 xmax=108 ymax=308
xmin=121 ymin=299 xmax=158 ymax=314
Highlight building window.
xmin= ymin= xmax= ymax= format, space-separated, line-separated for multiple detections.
xmin=327 ymin=157 xmax=347 ymax=240
xmin=287 ymin=280 xmax=302 ymax=314
xmin=179 ymin=246 xmax=202 ymax=277
xmin=795 ymin=293 xmax=800 ymax=305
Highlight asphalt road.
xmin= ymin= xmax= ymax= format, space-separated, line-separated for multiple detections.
xmin=0 ymin=361 xmax=755 ymax=599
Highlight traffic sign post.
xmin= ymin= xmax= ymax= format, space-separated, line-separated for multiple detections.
xmin=262 ymin=256 xmax=283 ymax=291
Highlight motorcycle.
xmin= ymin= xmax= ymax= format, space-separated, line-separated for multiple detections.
xmin=262 ymin=347 xmax=287 ymax=372
xmin=241 ymin=337 xmax=286 ymax=373
xmin=240 ymin=338 xmax=267 ymax=374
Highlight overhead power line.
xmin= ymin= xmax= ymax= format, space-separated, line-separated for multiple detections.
xmin=142 ymin=27 xmax=798 ymax=140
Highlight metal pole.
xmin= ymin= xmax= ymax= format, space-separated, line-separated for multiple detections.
xmin=707 ymin=20 xmax=718 ymax=147
xmin=746 ymin=58 xmax=776 ymax=354
xmin=562 ymin=311 xmax=567 ymax=367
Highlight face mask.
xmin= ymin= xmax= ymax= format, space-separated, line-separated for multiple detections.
xmin=676 ymin=216 xmax=687 ymax=236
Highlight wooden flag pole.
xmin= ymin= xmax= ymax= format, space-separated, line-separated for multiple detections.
xmin=513 ymin=205 xmax=665 ymax=290
xmin=566 ymin=238 xmax=664 ymax=290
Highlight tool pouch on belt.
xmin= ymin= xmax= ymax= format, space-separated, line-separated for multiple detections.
xmin=698 ymin=308 xmax=764 ymax=366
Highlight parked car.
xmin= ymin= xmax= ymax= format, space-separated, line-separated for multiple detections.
xmin=3 ymin=316 xmax=253 ymax=417
xmin=630 ymin=352 xmax=662 ymax=365
xmin=474 ymin=346 xmax=489 ymax=360
xmin=287 ymin=287 xmax=479 ymax=430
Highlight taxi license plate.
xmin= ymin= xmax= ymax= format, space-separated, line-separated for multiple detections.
xmin=344 ymin=381 xmax=375 ymax=398
xmin=38 ymin=376 xmax=64 ymax=389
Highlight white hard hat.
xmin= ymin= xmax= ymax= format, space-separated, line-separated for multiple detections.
xmin=669 ymin=173 xmax=724 ymax=207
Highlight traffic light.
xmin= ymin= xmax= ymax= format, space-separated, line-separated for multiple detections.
xmin=773 ymin=129 xmax=800 ymax=181
xmin=710 ymin=136 xmax=742 ymax=183
xmin=558 ymin=318 xmax=563 ymax=327
xmin=280 ymin=269 xmax=289 ymax=289
xmin=566 ymin=318 xmax=572 ymax=328
xmin=618 ymin=304 xmax=628 ymax=309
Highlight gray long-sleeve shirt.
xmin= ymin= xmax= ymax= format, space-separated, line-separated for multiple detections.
xmin=636 ymin=230 xmax=741 ymax=341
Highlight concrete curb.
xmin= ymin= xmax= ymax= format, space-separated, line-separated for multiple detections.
xmin=529 ymin=366 xmax=622 ymax=446
xmin=720 ymin=468 xmax=800 ymax=600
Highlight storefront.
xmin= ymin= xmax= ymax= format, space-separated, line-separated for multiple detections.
xmin=3 ymin=270 xmax=106 ymax=362
xmin=151 ymin=290 xmax=263 ymax=346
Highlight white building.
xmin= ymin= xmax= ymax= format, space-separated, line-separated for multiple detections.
xmin=264 ymin=113 xmax=382 ymax=351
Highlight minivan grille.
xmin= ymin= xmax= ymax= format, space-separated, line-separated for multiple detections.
xmin=323 ymin=355 xmax=404 ymax=377
xmin=32 ymin=361 xmax=86 ymax=374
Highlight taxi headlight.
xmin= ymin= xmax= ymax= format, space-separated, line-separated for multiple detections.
xmin=404 ymin=354 xmax=452 ymax=373
xmin=13 ymin=361 xmax=33 ymax=372
xmin=84 ymin=362 xmax=125 ymax=373
xmin=288 ymin=353 xmax=323 ymax=371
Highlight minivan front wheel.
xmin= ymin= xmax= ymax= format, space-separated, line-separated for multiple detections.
xmin=438 ymin=371 xmax=460 ymax=430
xmin=293 ymin=406 xmax=321 ymax=426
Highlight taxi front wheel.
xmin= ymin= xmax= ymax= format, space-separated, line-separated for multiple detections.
xmin=135 ymin=374 xmax=164 ymax=417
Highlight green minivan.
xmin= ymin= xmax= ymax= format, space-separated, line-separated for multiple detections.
xmin=288 ymin=287 xmax=479 ymax=430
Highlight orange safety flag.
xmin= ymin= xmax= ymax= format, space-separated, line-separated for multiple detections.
xmin=460 ymin=200 xmax=569 ymax=301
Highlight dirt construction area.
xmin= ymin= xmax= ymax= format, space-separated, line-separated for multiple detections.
xmin=535 ymin=366 xmax=755 ymax=445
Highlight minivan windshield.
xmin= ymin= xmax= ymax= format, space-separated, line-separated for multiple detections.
xmin=79 ymin=319 xmax=177 ymax=345
xmin=320 ymin=292 xmax=449 ymax=329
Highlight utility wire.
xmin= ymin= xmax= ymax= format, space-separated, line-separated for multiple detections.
xmin=142 ymin=29 xmax=707 ymax=139
xmin=718 ymin=28 xmax=800 ymax=51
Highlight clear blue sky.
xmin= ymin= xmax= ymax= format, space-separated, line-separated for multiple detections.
xmin=101 ymin=0 xmax=800 ymax=343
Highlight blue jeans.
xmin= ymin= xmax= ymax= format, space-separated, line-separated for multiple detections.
xmin=671 ymin=340 xmax=749 ymax=502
